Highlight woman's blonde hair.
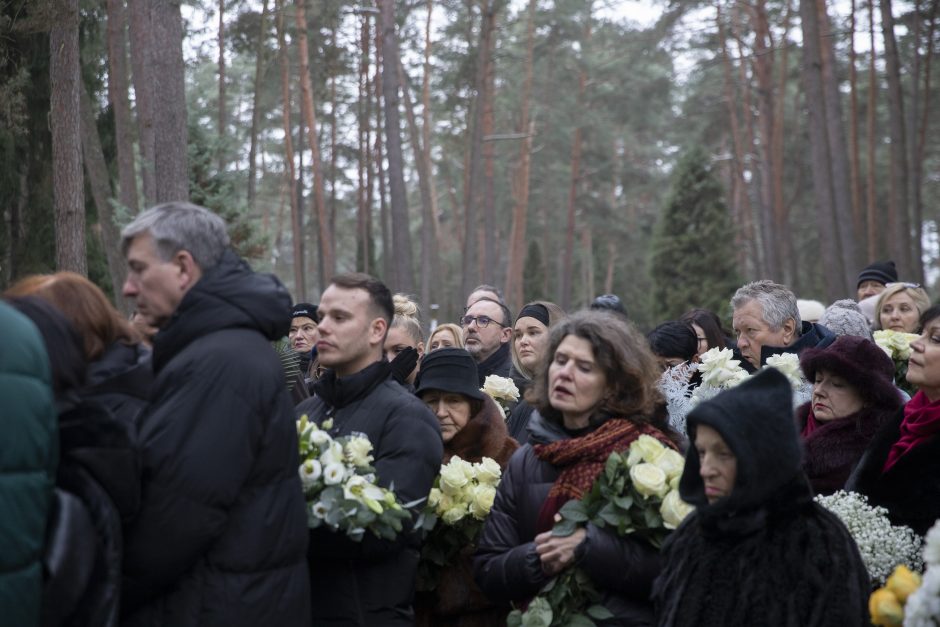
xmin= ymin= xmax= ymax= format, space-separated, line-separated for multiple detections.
xmin=875 ymin=283 xmax=931 ymax=331
xmin=390 ymin=293 xmax=424 ymax=344
xmin=428 ymin=323 xmax=464 ymax=350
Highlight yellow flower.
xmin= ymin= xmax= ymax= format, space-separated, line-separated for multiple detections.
xmin=869 ymin=589 xmax=904 ymax=627
xmin=630 ymin=463 xmax=669 ymax=498
xmin=885 ymin=565 xmax=922 ymax=604
xmin=660 ymin=490 xmax=694 ymax=529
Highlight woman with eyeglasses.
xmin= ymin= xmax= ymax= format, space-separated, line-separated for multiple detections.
xmin=847 ymin=305 xmax=940 ymax=535
xmin=506 ymin=301 xmax=566 ymax=443
xmin=475 ymin=311 xmax=679 ymax=625
xmin=875 ymin=282 xmax=931 ymax=333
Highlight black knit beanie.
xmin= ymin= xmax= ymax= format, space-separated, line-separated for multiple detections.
xmin=291 ymin=302 xmax=319 ymax=322
xmin=856 ymin=260 xmax=898 ymax=289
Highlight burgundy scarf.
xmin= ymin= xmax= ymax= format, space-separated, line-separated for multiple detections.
xmin=883 ymin=391 xmax=940 ymax=472
xmin=533 ymin=419 xmax=675 ymax=533
xmin=801 ymin=410 xmax=822 ymax=438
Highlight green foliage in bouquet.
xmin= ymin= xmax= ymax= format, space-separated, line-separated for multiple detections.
xmin=508 ymin=436 xmax=692 ymax=627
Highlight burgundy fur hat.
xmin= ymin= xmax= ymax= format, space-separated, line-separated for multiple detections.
xmin=799 ymin=335 xmax=902 ymax=409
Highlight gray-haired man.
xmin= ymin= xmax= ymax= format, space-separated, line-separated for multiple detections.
xmin=120 ymin=202 xmax=310 ymax=626
xmin=731 ymin=279 xmax=835 ymax=369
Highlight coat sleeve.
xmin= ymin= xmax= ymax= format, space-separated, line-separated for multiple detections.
xmin=121 ymin=354 xmax=266 ymax=611
xmin=576 ymin=523 xmax=662 ymax=600
xmin=473 ymin=449 xmax=549 ymax=603
xmin=308 ymin=394 xmax=443 ymax=561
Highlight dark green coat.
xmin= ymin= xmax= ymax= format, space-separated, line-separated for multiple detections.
xmin=0 ymin=300 xmax=57 ymax=627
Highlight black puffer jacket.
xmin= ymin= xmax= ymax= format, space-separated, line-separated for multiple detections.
xmin=474 ymin=411 xmax=663 ymax=626
xmin=476 ymin=342 xmax=512 ymax=386
xmin=81 ymin=341 xmax=151 ymax=426
xmin=120 ymin=250 xmax=310 ymax=627
xmin=295 ymin=360 xmax=443 ymax=626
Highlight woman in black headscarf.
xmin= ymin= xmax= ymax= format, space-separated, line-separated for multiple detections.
xmin=653 ymin=368 xmax=870 ymax=627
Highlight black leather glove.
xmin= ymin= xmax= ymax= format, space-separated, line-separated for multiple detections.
xmin=389 ymin=346 xmax=419 ymax=386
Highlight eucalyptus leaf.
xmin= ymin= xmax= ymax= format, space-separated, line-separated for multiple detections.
xmin=587 ymin=604 xmax=614 ymax=620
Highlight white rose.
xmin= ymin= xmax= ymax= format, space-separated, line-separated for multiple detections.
xmin=630 ymin=463 xmax=669 ymax=498
xmin=440 ymin=460 xmax=470 ymax=496
xmin=481 ymin=375 xmax=520 ymax=402
xmin=660 ymin=490 xmax=694 ymax=529
xmin=323 ymin=462 xmax=345 ymax=485
xmin=299 ymin=459 xmax=322 ymax=490
xmin=441 ymin=502 xmax=470 ymax=525
xmin=697 ymin=348 xmax=747 ymax=388
xmin=428 ymin=487 xmax=443 ymax=509
xmin=344 ymin=436 xmax=374 ymax=468
xmin=763 ymin=353 xmax=804 ymax=389
xmin=469 ymin=484 xmax=497 ymax=520
xmin=652 ymin=448 xmax=685 ymax=481
xmin=630 ymin=434 xmax=667 ymax=464
xmin=474 ymin=457 xmax=502 ymax=487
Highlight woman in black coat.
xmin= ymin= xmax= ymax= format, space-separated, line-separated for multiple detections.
xmin=475 ymin=311 xmax=677 ymax=626
xmin=847 ymin=304 xmax=940 ymax=535
xmin=796 ymin=335 xmax=903 ymax=495
xmin=653 ymin=369 xmax=870 ymax=627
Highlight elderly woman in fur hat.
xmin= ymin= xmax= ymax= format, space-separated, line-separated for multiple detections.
xmin=797 ymin=335 xmax=904 ymax=495
xmin=413 ymin=348 xmax=518 ymax=627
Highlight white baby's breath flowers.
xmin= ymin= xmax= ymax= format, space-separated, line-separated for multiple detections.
xmin=815 ymin=490 xmax=923 ymax=585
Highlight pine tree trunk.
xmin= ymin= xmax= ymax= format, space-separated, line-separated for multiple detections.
xmin=357 ymin=14 xmax=372 ymax=274
xmin=151 ymin=0 xmax=189 ymax=203
xmin=106 ymin=0 xmax=139 ymax=216
xmin=217 ymin=0 xmax=227 ymax=173
xmin=50 ymin=0 xmax=86 ymax=274
xmin=247 ymin=0 xmax=268 ymax=207
xmin=80 ymin=83 xmax=129 ymax=309
xmin=848 ymin=0 xmax=864 ymax=246
xmin=128 ymin=0 xmax=156 ymax=206
xmin=422 ymin=0 xmax=442 ymax=252
xmin=503 ymin=1 xmax=536 ymax=313
xmin=867 ymin=0 xmax=879 ymax=259
xmin=481 ymin=8 xmax=498 ymax=283
xmin=817 ymin=0 xmax=859 ymax=290
xmin=906 ymin=0 xmax=926 ymax=283
xmin=800 ymin=0 xmax=843 ymax=301
xmin=773 ymin=0 xmax=798 ymax=285
xmin=880 ymin=0 xmax=912 ymax=277
xmin=377 ymin=0 xmax=415 ymax=293
xmin=276 ymin=0 xmax=305 ymax=300
xmin=294 ymin=0 xmax=335 ymax=282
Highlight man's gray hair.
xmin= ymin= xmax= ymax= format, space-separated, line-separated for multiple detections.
xmin=121 ymin=202 xmax=230 ymax=270
xmin=731 ymin=280 xmax=802 ymax=334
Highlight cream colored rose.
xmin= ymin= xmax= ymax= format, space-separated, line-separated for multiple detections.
xmin=630 ymin=463 xmax=669 ymax=498
xmin=299 ymin=459 xmax=322 ymax=490
xmin=440 ymin=461 xmax=470 ymax=496
xmin=481 ymin=375 xmax=520 ymax=402
xmin=669 ymin=474 xmax=681 ymax=492
xmin=344 ymin=436 xmax=374 ymax=468
xmin=428 ymin=487 xmax=443 ymax=509
xmin=630 ymin=434 xmax=667 ymax=464
xmin=469 ymin=484 xmax=497 ymax=520
xmin=475 ymin=457 xmax=502 ymax=486
xmin=441 ymin=502 xmax=470 ymax=525
xmin=652 ymin=448 xmax=685 ymax=481
xmin=660 ymin=489 xmax=694 ymax=529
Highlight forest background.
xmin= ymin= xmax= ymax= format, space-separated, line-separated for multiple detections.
xmin=0 ymin=0 xmax=937 ymax=330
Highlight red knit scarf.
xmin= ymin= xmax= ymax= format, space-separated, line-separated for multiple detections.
xmin=533 ymin=419 xmax=676 ymax=533
xmin=883 ymin=390 xmax=940 ymax=472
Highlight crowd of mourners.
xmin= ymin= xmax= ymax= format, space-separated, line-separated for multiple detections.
xmin=2 ymin=201 xmax=939 ymax=627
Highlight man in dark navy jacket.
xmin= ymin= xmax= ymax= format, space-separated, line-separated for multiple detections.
xmin=119 ymin=202 xmax=310 ymax=627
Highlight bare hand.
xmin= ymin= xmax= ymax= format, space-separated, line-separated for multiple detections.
xmin=534 ymin=527 xmax=587 ymax=576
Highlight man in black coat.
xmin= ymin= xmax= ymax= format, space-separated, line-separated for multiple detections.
xmin=119 ymin=202 xmax=310 ymax=627
xmin=295 ymin=273 xmax=443 ymax=626
xmin=461 ymin=297 xmax=513 ymax=386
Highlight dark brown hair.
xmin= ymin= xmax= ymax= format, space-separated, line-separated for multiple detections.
xmin=527 ymin=310 xmax=663 ymax=426
xmin=6 ymin=272 xmax=140 ymax=361
xmin=681 ymin=308 xmax=728 ymax=351
xmin=329 ymin=273 xmax=394 ymax=324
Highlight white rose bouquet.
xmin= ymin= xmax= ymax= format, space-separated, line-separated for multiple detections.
xmin=481 ymin=374 xmax=520 ymax=418
xmin=297 ymin=414 xmax=411 ymax=541
xmin=508 ymin=434 xmax=693 ymax=627
xmin=814 ymin=490 xmax=923 ymax=586
xmin=762 ymin=352 xmax=814 ymax=407
xmin=691 ymin=348 xmax=750 ymax=404
xmin=903 ymin=519 xmax=940 ymax=626
xmin=415 ymin=456 xmax=503 ymax=591
xmin=874 ymin=329 xmax=920 ymax=397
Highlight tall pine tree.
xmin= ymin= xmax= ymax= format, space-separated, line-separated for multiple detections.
xmin=650 ymin=146 xmax=740 ymax=321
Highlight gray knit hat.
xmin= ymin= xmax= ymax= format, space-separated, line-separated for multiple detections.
xmin=818 ymin=299 xmax=872 ymax=340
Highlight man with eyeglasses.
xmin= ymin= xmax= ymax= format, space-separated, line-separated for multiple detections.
xmin=461 ymin=297 xmax=513 ymax=386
